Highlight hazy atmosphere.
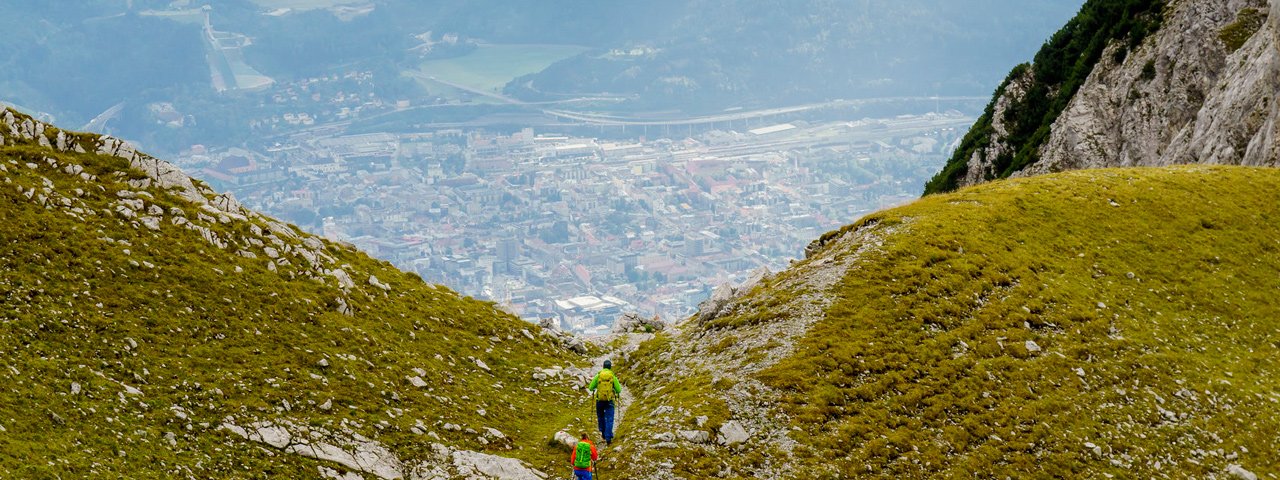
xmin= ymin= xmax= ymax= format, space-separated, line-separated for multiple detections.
xmin=1 ymin=0 xmax=1087 ymax=328
xmin=5 ymin=0 xmax=1280 ymax=478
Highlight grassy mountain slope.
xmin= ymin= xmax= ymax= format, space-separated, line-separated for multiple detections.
xmin=0 ymin=108 xmax=596 ymax=478
xmin=613 ymin=166 xmax=1280 ymax=478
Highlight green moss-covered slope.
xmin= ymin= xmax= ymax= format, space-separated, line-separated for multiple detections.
xmin=617 ymin=166 xmax=1280 ymax=479
xmin=0 ymin=108 xmax=590 ymax=478
xmin=924 ymin=0 xmax=1166 ymax=194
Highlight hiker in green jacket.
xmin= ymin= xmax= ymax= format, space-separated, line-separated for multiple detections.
xmin=588 ymin=359 xmax=622 ymax=445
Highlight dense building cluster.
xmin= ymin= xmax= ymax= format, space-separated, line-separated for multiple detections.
xmin=176 ymin=113 xmax=969 ymax=331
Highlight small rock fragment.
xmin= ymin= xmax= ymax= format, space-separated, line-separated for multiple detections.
xmin=1227 ymin=465 xmax=1257 ymax=480
xmin=1024 ymin=340 xmax=1042 ymax=353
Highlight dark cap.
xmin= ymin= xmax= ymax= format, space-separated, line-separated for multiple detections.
xmin=603 ymin=359 xmax=612 ymax=369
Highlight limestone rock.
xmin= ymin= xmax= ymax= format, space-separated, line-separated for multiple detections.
xmin=451 ymin=448 xmax=548 ymax=480
xmin=956 ymin=0 xmax=1280 ymax=189
xmin=114 ymin=204 xmax=137 ymax=220
xmin=317 ymin=466 xmax=363 ymax=480
xmin=959 ymin=67 xmax=1035 ymax=188
xmin=221 ymin=420 xmax=404 ymax=480
xmin=96 ymin=136 xmax=206 ymax=204
xmin=696 ymin=283 xmax=737 ymax=323
xmin=563 ymin=337 xmax=587 ymax=354
xmin=1227 ymin=465 xmax=1258 ymax=480
xmin=553 ymin=431 xmax=577 ymax=448
xmin=677 ymin=430 xmax=710 ymax=443
xmin=718 ymin=420 xmax=750 ymax=446
xmin=695 ymin=266 xmax=771 ymax=323
xmin=538 ymin=317 xmax=560 ymax=331
xmin=304 ymin=236 xmax=326 ymax=251
xmin=336 ymin=297 xmax=353 ymax=316
xmin=330 ymin=269 xmax=356 ymax=290
xmin=612 ymin=311 xmax=666 ymax=333
xmin=738 ymin=266 xmax=772 ymax=295
xmin=211 ymin=192 xmax=245 ymax=216
xmin=1024 ymin=340 xmax=1042 ymax=353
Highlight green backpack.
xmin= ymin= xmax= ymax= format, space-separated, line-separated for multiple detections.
xmin=574 ymin=441 xmax=593 ymax=469
xmin=595 ymin=370 xmax=617 ymax=401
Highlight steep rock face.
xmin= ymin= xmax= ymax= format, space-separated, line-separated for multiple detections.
xmin=933 ymin=0 xmax=1278 ymax=191
xmin=1159 ymin=0 xmax=1280 ymax=166
xmin=960 ymin=68 xmax=1035 ymax=186
xmin=1023 ymin=0 xmax=1279 ymax=175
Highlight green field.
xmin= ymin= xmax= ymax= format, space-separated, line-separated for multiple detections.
xmin=413 ymin=44 xmax=589 ymax=100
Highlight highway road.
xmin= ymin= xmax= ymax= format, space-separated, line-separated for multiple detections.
xmin=406 ymin=69 xmax=984 ymax=129
xmin=542 ymin=96 xmax=987 ymax=127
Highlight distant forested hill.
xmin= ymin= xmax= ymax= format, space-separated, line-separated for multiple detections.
xmin=506 ymin=0 xmax=1086 ymax=111
xmin=0 ymin=0 xmax=1081 ymax=135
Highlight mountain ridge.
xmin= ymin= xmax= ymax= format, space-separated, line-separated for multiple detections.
xmin=610 ymin=165 xmax=1280 ymax=479
xmin=0 ymin=106 xmax=601 ymax=479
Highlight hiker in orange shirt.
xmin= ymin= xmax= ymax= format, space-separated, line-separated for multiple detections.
xmin=570 ymin=432 xmax=598 ymax=480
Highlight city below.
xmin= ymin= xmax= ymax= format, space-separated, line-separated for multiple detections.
xmin=174 ymin=107 xmax=973 ymax=333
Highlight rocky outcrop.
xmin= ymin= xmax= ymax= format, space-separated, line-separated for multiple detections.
xmin=950 ymin=0 xmax=1278 ymax=187
xmin=717 ymin=420 xmax=750 ymax=446
xmin=222 ymin=419 xmax=549 ymax=480
xmin=1160 ymin=0 xmax=1280 ymax=167
xmin=693 ymin=266 xmax=770 ymax=323
xmin=1022 ymin=0 xmax=1278 ymax=175
xmin=535 ymin=317 xmax=590 ymax=354
xmin=450 ymin=450 xmax=546 ymax=480
xmin=97 ymin=135 xmax=207 ymax=204
xmin=612 ymin=312 xmax=666 ymax=333
xmin=221 ymin=419 xmax=407 ymax=479
xmin=1 ymin=108 xmax=217 ymax=206
xmin=1 ymin=107 xmax=349 ymax=288
xmin=552 ymin=431 xmax=577 ymax=448
xmin=962 ymin=68 xmax=1035 ymax=185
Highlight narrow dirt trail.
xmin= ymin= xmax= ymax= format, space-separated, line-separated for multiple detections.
xmin=584 ymin=331 xmax=652 ymax=469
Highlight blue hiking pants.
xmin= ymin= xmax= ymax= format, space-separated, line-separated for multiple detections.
xmin=596 ymin=400 xmax=615 ymax=441
xmin=574 ymin=469 xmax=592 ymax=480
